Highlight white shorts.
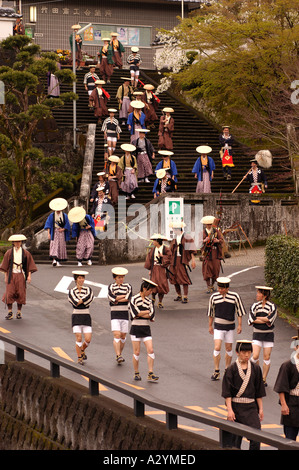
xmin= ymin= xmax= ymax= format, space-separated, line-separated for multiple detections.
xmin=106 ymin=135 xmax=117 ymax=142
xmin=214 ymin=329 xmax=234 ymax=344
xmin=111 ymin=319 xmax=129 ymax=333
xmin=73 ymin=325 xmax=92 ymax=334
xmin=130 ymin=69 xmax=140 ymax=76
xmin=252 ymin=340 xmax=274 ymax=348
xmin=130 ymin=334 xmax=152 ymax=342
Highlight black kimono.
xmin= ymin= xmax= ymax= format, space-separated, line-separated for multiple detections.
xmin=274 ymin=358 xmax=299 ymax=436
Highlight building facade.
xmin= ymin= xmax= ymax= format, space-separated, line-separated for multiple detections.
xmin=19 ymin=0 xmax=200 ymax=69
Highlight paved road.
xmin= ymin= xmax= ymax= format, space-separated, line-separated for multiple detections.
xmin=0 ymin=247 xmax=297 ymax=449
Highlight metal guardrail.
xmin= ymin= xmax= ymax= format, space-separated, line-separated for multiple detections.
xmin=1 ymin=333 xmax=298 ymax=451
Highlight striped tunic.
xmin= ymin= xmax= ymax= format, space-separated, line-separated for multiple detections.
xmin=83 ymin=72 xmax=100 ymax=92
xmin=101 ymin=117 xmax=121 ymax=138
xmin=127 ymin=53 xmax=142 ymax=69
xmin=129 ymin=293 xmax=155 ymax=338
xmin=68 ymin=285 xmax=94 ymax=327
xmin=108 ymin=282 xmax=132 ymax=320
xmin=207 ymin=291 xmax=246 ymax=331
xmin=248 ymin=300 xmax=277 ymax=342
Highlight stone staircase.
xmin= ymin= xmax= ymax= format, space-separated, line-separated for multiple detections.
xmin=31 ymin=66 xmax=295 ymax=264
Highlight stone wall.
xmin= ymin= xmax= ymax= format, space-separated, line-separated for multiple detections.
xmin=0 ymin=353 xmax=219 ymax=451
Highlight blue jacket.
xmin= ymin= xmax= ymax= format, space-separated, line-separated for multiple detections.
xmin=192 ymin=156 xmax=215 ymax=181
xmin=155 ymin=159 xmax=178 ymax=183
xmin=71 ymin=214 xmax=96 ymax=238
xmin=127 ymin=111 xmax=146 ymax=135
xmin=44 ymin=212 xmax=71 ymax=241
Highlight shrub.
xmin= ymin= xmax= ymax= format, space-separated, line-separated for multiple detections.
xmin=265 ymin=235 xmax=299 ymax=315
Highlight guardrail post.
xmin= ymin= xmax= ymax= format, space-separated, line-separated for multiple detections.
xmin=50 ymin=362 xmax=60 ymax=378
xmin=166 ymin=412 xmax=178 ymax=430
xmin=134 ymin=399 xmax=145 ymax=417
xmin=16 ymin=346 xmax=24 ymax=362
xmin=89 ymin=379 xmax=99 ymax=396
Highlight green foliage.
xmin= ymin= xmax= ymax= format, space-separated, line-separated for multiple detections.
xmin=265 ymin=236 xmax=299 ymax=314
xmin=0 ymin=34 xmax=77 ymax=230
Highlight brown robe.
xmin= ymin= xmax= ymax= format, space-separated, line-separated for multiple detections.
xmin=142 ymin=92 xmax=158 ymax=125
xmin=0 ymin=248 xmax=37 ymax=305
xmin=144 ymin=245 xmax=171 ymax=295
xmin=169 ymin=234 xmax=197 ymax=286
xmin=201 ymin=228 xmax=223 ymax=283
xmin=89 ymin=87 xmax=108 ymax=119
xmin=158 ymin=116 xmax=174 ymax=150
xmin=108 ymin=164 xmax=123 ymax=206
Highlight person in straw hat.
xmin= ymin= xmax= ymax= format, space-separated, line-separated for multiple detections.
xmin=132 ymin=128 xmax=155 ymax=183
xmin=200 ymin=215 xmax=223 ymax=294
xmin=246 ymin=157 xmax=268 ymax=205
xmin=127 ymin=46 xmax=142 ymax=88
xmin=69 ymin=24 xmax=82 ymax=69
xmin=129 ymin=278 xmax=159 ymax=382
xmin=68 ymin=270 xmax=94 ymax=365
xmin=158 ymin=107 xmax=174 ymax=151
xmin=144 ymin=233 xmax=171 ymax=308
xmin=248 ymin=285 xmax=277 ymax=386
xmin=0 ymin=234 xmax=37 ymax=320
xmin=221 ymin=339 xmax=266 ymax=450
xmin=69 ymin=207 xmax=96 ymax=267
xmin=155 ymin=150 xmax=178 ymax=185
xmin=107 ymin=155 xmax=123 ymax=206
xmin=153 ymin=168 xmax=176 ymax=198
xmin=90 ymin=171 xmax=109 ymax=204
xmin=101 ymin=108 xmax=122 ymax=156
xmin=110 ymin=32 xmax=125 ymax=69
xmin=207 ymin=277 xmax=247 ymax=382
xmin=119 ymin=143 xmax=138 ymax=199
xmin=274 ymin=331 xmax=299 ymax=441
xmin=44 ymin=198 xmax=71 ymax=267
xmin=83 ymin=64 xmax=100 ymax=96
xmin=219 ymin=125 xmax=234 ymax=181
xmin=89 ymin=79 xmax=110 ymax=124
xmin=127 ymin=90 xmax=144 ymax=114
xmin=90 ymin=183 xmax=113 ymax=233
xmin=127 ymin=100 xmax=146 ymax=143
xmin=108 ymin=267 xmax=132 ymax=364
xmin=192 ymin=145 xmax=216 ymax=193
xmin=98 ymin=37 xmax=114 ymax=83
xmin=168 ymin=221 xmax=196 ymax=304
xmin=142 ymin=84 xmax=159 ymax=128
xmin=116 ymin=77 xmax=134 ymax=125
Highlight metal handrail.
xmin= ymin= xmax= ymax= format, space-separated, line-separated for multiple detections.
xmin=1 ymin=333 xmax=298 ymax=450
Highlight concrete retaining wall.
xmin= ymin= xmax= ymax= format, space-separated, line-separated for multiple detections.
xmin=0 ymin=354 xmax=219 ymax=451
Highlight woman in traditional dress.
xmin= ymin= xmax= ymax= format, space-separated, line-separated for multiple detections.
xmin=246 ymin=158 xmax=268 ymax=205
xmin=90 ymin=184 xmax=113 ymax=234
xmin=200 ymin=216 xmax=223 ymax=294
xmin=119 ymin=143 xmax=138 ymax=199
xmin=110 ymin=32 xmax=125 ymax=69
xmin=219 ymin=125 xmax=234 ymax=180
xmin=69 ymin=206 xmax=96 ymax=267
xmin=127 ymin=47 xmax=142 ymax=88
xmin=127 ymin=100 xmax=146 ymax=143
xmin=132 ymin=128 xmax=155 ymax=183
xmin=158 ymin=107 xmax=174 ymax=150
xmin=69 ymin=24 xmax=82 ymax=69
xmin=129 ymin=278 xmax=159 ymax=382
xmin=44 ymin=198 xmax=71 ymax=267
xmin=152 ymin=168 xmax=176 ymax=198
xmin=0 ymin=234 xmax=37 ymax=320
xmin=89 ymin=79 xmax=110 ymax=124
xmin=116 ymin=77 xmax=134 ymax=126
xmin=101 ymin=108 xmax=121 ymax=156
xmin=142 ymin=84 xmax=159 ymax=128
xmin=107 ymin=155 xmax=123 ymax=206
xmin=248 ymin=285 xmax=277 ymax=386
xmin=98 ymin=38 xmax=114 ymax=83
xmin=144 ymin=233 xmax=171 ymax=308
xmin=192 ymin=145 xmax=215 ymax=193
xmin=68 ymin=270 xmax=94 ymax=365
xmin=169 ymin=222 xmax=197 ymax=304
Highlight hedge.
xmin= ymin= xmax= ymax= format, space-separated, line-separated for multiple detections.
xmin=265 ymin=235 xmax=299 ymax=315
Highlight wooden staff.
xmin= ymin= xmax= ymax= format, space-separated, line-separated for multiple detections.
xmin=231 ymin=169 xmax=251 ymax=193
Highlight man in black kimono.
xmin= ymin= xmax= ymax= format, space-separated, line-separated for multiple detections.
xmin=274 ymin=333 xmax=299 ymax=441
xmin=222 ymin=339 xmax=266 ymax=450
